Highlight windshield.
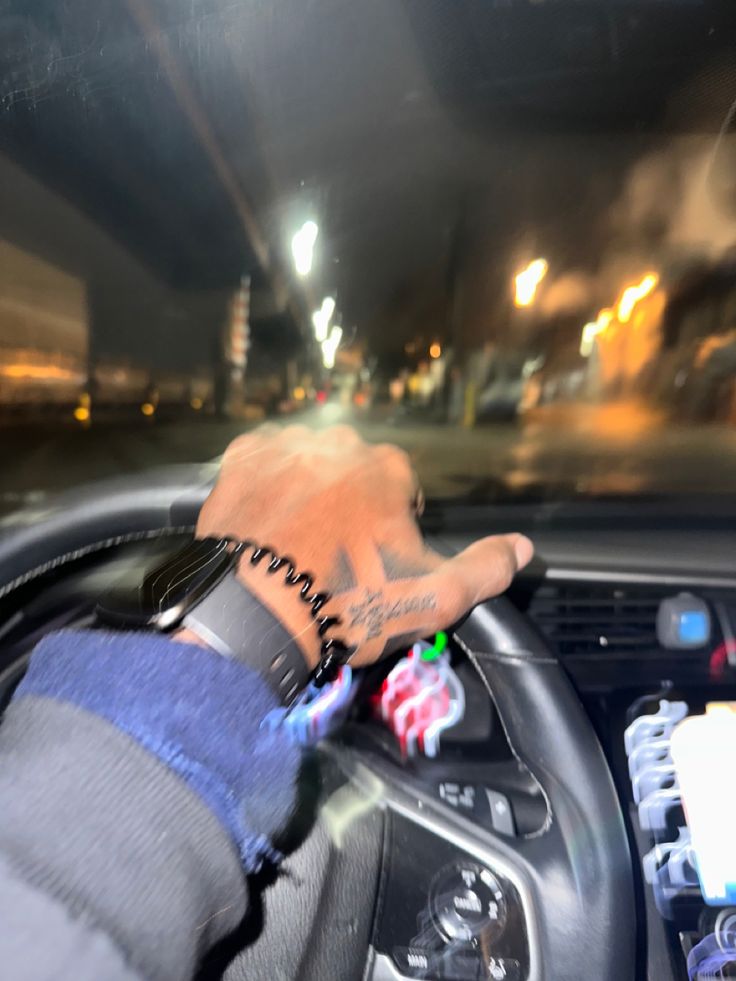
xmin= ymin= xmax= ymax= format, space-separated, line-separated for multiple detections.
xmin=2 ymin=1 xmax=736 ymax=514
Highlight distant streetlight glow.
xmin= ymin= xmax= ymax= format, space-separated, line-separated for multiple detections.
xmin=322 ymin=325 xmax=343 ymax=369
xmin=514 ymin=258 xmax=548 ymax=308
xmin=312 ymin=296 xmax=336 ymax=342
xmin=580 ymin=322 xmax=600 ymax=358
xmin=429 ymin=342 xmax=442 ymax=359
xmin=291 ymin=220 xmax=319 ymax=276
xmin=580 ymin=307 xmax=614 ymax=357
xmin=617 ymin=272 xmax=658 ymax=323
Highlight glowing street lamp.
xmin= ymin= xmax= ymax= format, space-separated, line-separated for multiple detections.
xmin=514 ymin=258 xmax=548 ymax=308
xmin=322 ymin=325 xmax=343 ymax=369
xmin=291 ymin=220 xmax=319 ymax=276
xmin=312 ymin=296 xmax=336 ymax=342
xmin=616 ymin=272 xmax=658 ymax=324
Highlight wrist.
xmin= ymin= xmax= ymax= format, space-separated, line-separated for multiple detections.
xmin=182 ymin=568 xmax=312 ymax=704
xmin=234 ymin=557 xmax=322 ymax=669
xmin=173 ymin=626 xmax=212 ymax=649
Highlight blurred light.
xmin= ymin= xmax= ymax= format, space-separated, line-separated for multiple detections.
xmin=79 ymin=392 xmax=91 ymax=409
xmin=597 ymin=307 xmax=614 ymax=330
xmin=321 ymin=324 xmax=343 ymax=369
xmin=0 ymin=363 xmax=81 ymax=381
xmin=312 ymin=296 xmax=336 ymax=342
xmin=141 ymin=402 xmax=155 ymax=416
xmin=291 ymin=220 xmax=319 ymax=276
xmin=293 ymin=385 xmax=306 ymax=401
xmin=580 ymin=307 xmax=614 ymax=357
xmin=315 ymin=390 xmax=327 ymax=404
xmin=354 ymin=392 xmax=367 ymax=406
xmin=514 ymin=258 xmax=548 ymax=308
xmin=190 ymin=396 xmax=203 ymax=410
xmin=429 ymin=342 xmax=441 ymax=359
xmin=617 ymin=273 xmax=658 ymax=324
xmin=522 ymin=355 xmax=544 ymax=378
xmin=580 ymin=322 xmax=598 ymax=357
xmin=73 ymin=406 xmax=90 ymax=423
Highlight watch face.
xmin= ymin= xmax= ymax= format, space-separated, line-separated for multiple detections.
xmin=96 ymin=537 xmax=238 ymax=630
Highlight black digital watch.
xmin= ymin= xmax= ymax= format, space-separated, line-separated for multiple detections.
xmin=95 ymin=537 xmax=314 ymax=705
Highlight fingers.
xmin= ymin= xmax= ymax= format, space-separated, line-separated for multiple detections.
xmin=431 ymin=533 xmax=534 ymax=622
xmin=372 ymin=443 xmax=424 ymax=513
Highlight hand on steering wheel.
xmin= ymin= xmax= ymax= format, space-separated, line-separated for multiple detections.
xmin=195 ymin=424 xmax=533 ymax=668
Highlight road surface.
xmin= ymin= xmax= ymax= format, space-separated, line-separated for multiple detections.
xmin=0 ymin=400 xmax=735 ymax=518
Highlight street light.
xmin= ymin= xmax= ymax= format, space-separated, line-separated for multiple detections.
xmin=322 ymin=325 xmax=343 ymax=369
xmin=291 ymin=220 xmax=319 ymax=276
xmin=312 ymin=296 xmax=335 ymax=342
xmin=514 ymin=258 xmax=548 ymax=308
xmin=616 ymin=272 xmax=658 ymax=323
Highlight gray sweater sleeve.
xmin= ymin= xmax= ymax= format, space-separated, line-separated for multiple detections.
xmin=0 ymin=696 xmax=250 ymax=980
xmin=0 ymin=628 xmax=302 ymax=981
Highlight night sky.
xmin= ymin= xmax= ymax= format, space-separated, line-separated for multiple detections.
xmin=2 ymin=0 xmax=736 ymax=366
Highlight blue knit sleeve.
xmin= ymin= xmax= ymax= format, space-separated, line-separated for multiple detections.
xmin=12 ymin=629 xmax=301 ymax=872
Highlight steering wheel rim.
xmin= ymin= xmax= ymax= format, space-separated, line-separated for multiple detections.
xmin=0 ymin=470 xmax=636 ymax=981
xmin=454 ymin=599 xmax=636 ymax=981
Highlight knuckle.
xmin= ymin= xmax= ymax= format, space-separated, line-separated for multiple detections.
xmin=254 ymin=422 xmax=280 ymax=438
xmin=281 ymin=424 xmax=310 ymax=441
xmin=374 ymin=443 xmax=413 ymax=475
xmin=327 ymin=424 xmax=361 ymax=443
xmin=223 ymin=433 xmax=256 ymax=459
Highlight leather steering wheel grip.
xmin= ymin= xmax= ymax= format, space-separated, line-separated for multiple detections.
xmin=455 ymin=596 xmax=636 ymax=981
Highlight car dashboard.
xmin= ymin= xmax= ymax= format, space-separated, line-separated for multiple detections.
xmin=0 ymin=503 xmax=735 ymax=981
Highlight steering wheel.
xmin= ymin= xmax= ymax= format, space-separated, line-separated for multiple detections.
xmin=0 ymin=468 xmax=636 ymax=981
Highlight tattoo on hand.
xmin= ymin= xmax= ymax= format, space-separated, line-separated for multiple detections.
xmin=349 ymin=588 xmax=437 ymax=640
xmin=329 ymin=547 xmax=359 ymax=595
xmin=378 ymin=545 xmax=429 ymax=582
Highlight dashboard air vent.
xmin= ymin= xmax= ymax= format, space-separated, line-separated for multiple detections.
xmin=528 ymin=582 xmax=668 ymax=658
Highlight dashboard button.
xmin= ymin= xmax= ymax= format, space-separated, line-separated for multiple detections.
xmin=392 ymin=946 xmax=437 ymax=978
xmin=440 ymin=950 xmax=481 ymax=979
xmin=485 ymin=789 xmax=516 ymax=837
xmin=431 ymin=864 xmax=507 ymax=943
xmin=437 ymin=781 xmax=488 ymax=821
xmin=486 ymin=957 xmax=521 ymax=980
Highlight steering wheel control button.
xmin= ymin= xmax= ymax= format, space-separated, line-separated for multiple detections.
xmin=431 ymin=864 xmax=507 ymax=943
xmin=392 ymin=947 xmax=437 ymax=978
xmin=439 ymin=950 xmax=481 ymax=979
xmin=485 ymin=789 xmax=516 ymax=837
xmin=375 ymin=816 xmax=530 ymax=981
xmin=485 ymin=957 xmax=521 ymax=980
xmin=438 ymin=781 xmax=476 ymax=811
xmin=656 ymin=593 xmax=711 ymax=650
xmin=436 ymin=781 xmax=492 ymax=824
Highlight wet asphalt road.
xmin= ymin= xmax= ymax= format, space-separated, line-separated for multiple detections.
xmin=0 ymin=400 xmax=735 ymax=518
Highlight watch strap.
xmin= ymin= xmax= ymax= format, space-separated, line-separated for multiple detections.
xmin=183 ymin=570 xmax=310 ymax=705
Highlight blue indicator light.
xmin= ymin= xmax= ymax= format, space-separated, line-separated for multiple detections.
xmin=678 ymin=611 xmax=709 ymax=647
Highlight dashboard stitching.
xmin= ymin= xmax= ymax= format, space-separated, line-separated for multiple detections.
xmin=0 ymin=526 xmax=194 ymax=601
